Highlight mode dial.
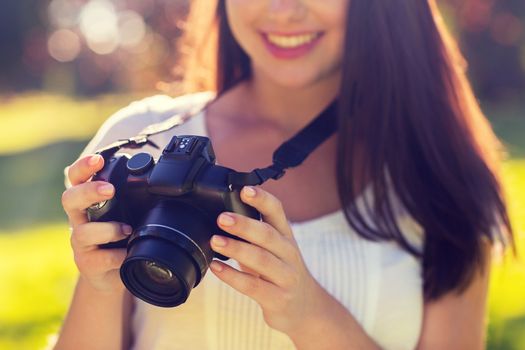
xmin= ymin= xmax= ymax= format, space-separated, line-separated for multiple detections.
xmin=127 ymin=152 xmax=154 ymax=175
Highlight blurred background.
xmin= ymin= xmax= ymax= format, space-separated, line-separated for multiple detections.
xmin=0 ymin=0 xmax=523 ymax=349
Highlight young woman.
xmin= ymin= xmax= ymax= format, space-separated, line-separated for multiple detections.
xmin=56 ymin=0 xmax=513 ymax=349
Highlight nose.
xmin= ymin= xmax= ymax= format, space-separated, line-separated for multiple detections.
xmin=267 ymin=0 xmax=307 ymax=23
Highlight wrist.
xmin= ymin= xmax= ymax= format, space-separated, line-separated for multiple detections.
xmin=287 ymin=285 xmax=379 ymax=350
xmin=286 ymin=280 xmax=335 ymax=344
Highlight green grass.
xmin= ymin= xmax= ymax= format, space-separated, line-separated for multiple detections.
xmin=485 ymin=100 xmax=525 ymax=158
xmin=0 ymin=93 xmax=144 ymax=155
xmin=0 ymin=94 xmax=523 ymax=349
xmin=487 ymin=161 xmax=525 ymax=350
xmin=0 ymin=163 xmax=523 ymax=350
xmin=0 ymin=224 xmax=77 ymax=350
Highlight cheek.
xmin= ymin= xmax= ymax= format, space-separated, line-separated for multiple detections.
xmin=224 ymin=0 xmax=349 ymax=87
xmin=318 ymin=0 xmax=349 ymax=37
xmin=225 ymin=1 xmax=260 ymax=50
xmin=322 ymin=3 xmax=349 ymax=62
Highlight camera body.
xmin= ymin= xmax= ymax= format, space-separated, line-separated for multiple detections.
xmin=87 ymin=135 xmax=259 ymax=307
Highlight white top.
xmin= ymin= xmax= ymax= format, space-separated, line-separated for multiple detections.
xmin=81 ymin=92 xmax=424 ymax=350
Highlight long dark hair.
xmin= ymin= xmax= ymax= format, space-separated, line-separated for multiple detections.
xmin=178 ymin=0 xmax=513 ymax=301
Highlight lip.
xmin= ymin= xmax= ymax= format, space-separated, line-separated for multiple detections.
xmin=259 ymin=31 xmax=324 ymax=60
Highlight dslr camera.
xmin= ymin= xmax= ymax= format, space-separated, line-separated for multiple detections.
xmin=87 ymin=135 xmax=259 ymax=307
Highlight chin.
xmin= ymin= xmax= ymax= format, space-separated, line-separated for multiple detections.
xmin=267 ymin=71 xmax=321 ymax=90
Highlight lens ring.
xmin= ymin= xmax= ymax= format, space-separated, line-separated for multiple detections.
xmin=124 ymin=258 xmax=185 ymax=304
xmin=120 ymin=239 xmax=199 ymax=307
xmin=120 ymin=203 xmax=215 ymax=307
xmin=132 ymin=260 xmax=181 ymax=297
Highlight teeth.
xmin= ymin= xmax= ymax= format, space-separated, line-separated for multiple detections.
xmin=266 ymin=33 xmax=320 ymax=48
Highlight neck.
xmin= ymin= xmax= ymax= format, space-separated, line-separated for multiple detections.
xmin=242 ymin=69 xmax=341 ymax=134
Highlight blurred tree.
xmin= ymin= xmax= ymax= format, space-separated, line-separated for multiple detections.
xmin=0 ymin=0 xmax=523 ymax=102
xmin=0 ymin=0 xmax=48 ymax=92
xmin=441 ymin=0 xmax=525 ymax=101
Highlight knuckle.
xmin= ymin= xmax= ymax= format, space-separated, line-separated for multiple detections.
xmin=280 ymin=278 xmax=293 ymax=291
xmin=260 ymin=223 xmax=274 ymax=244
xmin=110 ymin=223 xmax=123 ymax=239
xmin=225 ymin=239 xmax=238 ymax=256
xmin=284 ymin=270 xmax=300 ymax=290
xmin=241 ymin=277 xmax=260 ymax=295
xmin=292 ymin=250 xmax=304 ymax=264
xmin=61 ymin=189 xmax=72 ymax=210
xmin=280 ymin=290 xmax=294 ymax=305
xmin=284 ymin=242 xmax=301 ymax=262
xmin=277 ymin=265 xmax=295 ymax=289
xmin=103 ymin=252 xmax=116 ymax=268
xmin=114 ymin=252 xmax=126 ymax=267
xmin=269 ymin=293 xmax=287 ymax=312
xmin=107 ymin=251 xmax=125 ymax=269
xmin=67 ymin=160 xmax=83 ymax=182
xmin=274 ymin=198 xmax=284 ymax=211
xmin=267 ymin=193 xmax=283 ymax=211
xmin=73 ymin=252 xmax=86 ymax=269
xmin=73 ymin=225 xmax=87 ymax=245
xmin=255 ymin=248 xmax=271 ymax=266
xmin=83 ymin=183 xmax=98 ymax=200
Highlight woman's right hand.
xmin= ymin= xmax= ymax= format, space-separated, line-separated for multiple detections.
xmin=62 ymin=154 xmax=132 ymax=293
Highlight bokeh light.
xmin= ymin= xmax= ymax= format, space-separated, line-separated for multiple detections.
xmin=79 ymin=0 xmax=120 ymax=55
xmin=460 ymin=0 xmax=494 ymax=33
xmin=491 ymin=12 xmax=524 ymax=47
xmin=48 ymin=0 xmax=81 ymax=29
xmin=47 ymin=29 xmax=81 ymax=62
xmin=40 ymin=0 xmax=189 ymax=93
xmin=118 ymin=10 xmax=147 ymax=48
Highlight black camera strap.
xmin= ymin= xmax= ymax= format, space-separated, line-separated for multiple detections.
xmin=227 ymin=100 xmax=338 ymax=189
xmin=95 ymin=99 xmax=339 ymax=190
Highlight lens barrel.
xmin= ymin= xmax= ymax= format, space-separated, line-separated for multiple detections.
xmin=120 ymin=202 xmax=214 ymax=307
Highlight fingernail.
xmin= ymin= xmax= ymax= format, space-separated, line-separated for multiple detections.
xmin=243 ymin=186 xmax=256 ymax=198
xmin=218 ymin=213 xmax=235 ymax=226
xmin=211 ymin=235 xmax=227 ymax=247
xmin=121 ymin=225 xmax=133 ymax=235
xmin=98 ymin=184 xmax=114 ymax=195
xmin=210 ymin=261 xmax=223 ymax=272
xmin=89 ymin=154 xmax=102 ymax=166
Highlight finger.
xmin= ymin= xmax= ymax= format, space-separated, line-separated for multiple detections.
xmin=67 ymin=154 xmax=105 ymax=186
xmin=210 ymin=235 xmax=292 ymax=287
xmin=238 ymin=262 xmax=260 ymax=277
xmin=210 ymin=260 xmax=280 ymax=306
xmin=217 ymin=212 xmax=295 ymax=260
xmin=240 ymin=187 xmax=293 ymax=238
xmin=71 ymin=222 xmax=132 ymax=251
xmin=62 ymin=181 xmax=115 ymax=225
xmin=75 ymin=248 xmax=127 ymax=276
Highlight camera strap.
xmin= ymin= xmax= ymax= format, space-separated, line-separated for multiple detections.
xmin=95 ymin=98 xmax=339 ymax=190
xmin=95 ymin=106 xmax=202 ymax=160
xmin=227 ymin=100 xmax=338 ymax=189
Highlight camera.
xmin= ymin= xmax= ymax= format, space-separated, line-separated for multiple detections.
xmin=87 ymin=135 xmax=260 ymax=308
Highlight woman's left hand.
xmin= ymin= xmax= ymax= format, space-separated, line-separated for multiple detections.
xmin=209 ymin=186 xmax=326 ymax=336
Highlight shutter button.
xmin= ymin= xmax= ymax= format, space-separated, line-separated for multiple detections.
xmin=127 ymin=153 xmax=154 ymax=175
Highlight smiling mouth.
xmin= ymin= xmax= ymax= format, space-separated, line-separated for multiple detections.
xmin=264 ymin=32 xmax=322 ymax=49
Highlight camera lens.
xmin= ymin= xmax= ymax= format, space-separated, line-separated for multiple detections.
xmin=120 ymin=202 xmax=215 ymax=307
xmin=144 ymin=261 xmax=174 ymax=284
xmin=127 ymin=259 xmax=183 ymax=298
